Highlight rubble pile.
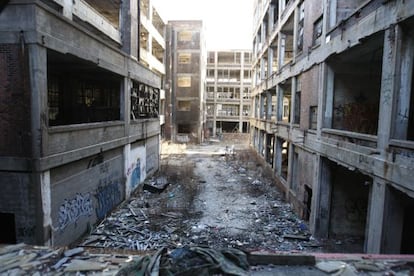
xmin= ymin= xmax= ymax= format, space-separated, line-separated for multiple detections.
xmin=0 ymin=243 xmax=143 ymax=275
xmin=80 ymin=146 xmax=321 ymax=253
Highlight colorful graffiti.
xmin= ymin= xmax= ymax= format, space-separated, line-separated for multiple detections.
xmin=130 ymin=158 xmax=141 ymax=188
xmin=95 ymin=181 xmax=121 ymax=220
xmin=57 ymin=193 xmax=93 ymax=230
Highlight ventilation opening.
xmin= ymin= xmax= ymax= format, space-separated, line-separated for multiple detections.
xmin=0 ymin=213 xmax=16 ymax=244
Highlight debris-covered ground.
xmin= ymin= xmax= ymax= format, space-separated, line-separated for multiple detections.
xmin=79 ymin=137 xmax=359 ymax=253
xmin=2 ymin=136 xmax=414 ymax=275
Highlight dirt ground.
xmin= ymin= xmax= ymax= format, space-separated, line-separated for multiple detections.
xmin=81 ymin=135 xmax=361 ymax=253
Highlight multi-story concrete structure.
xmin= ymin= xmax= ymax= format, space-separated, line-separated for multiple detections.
xmin=139 ymin=0 xmax=166 ymax=136
xmin=0 ymin=0 xmax=164 ymax=246
xmin=206 ymin=50 xmax=252 ymax=136
xmin=164 ymin=20 xmax=207 ymax=143
xmin=251 ymin=0 xmax=414 ymax=254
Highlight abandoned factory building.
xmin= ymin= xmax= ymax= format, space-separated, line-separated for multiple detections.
xmin=0 ymin=0 xmax=165 ymax=246
xmin=251 ymin=0 xmax=414 ymax=254
xmin=164 ymin=20 xmax=207 ymax=144
xmin=206 ymin=50 xmax=252 ymax=136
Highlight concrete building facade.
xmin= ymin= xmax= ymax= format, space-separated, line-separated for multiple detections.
xmin=251 ymin=0 xmax=414 ymax=253
xmin=164 ymin=20 xmax=207 ymax=144
xmin=206 ymin=50 xmax=252 ymax=136
xmin=0 ymin=0 xmax=164 ymax=246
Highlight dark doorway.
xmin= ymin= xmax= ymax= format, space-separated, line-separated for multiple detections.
xmin=0 ymin=213 xmax=16 ymax=244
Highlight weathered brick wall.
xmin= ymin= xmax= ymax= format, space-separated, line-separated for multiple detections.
xmin=0 ymin=44 xmax=32 ymax=157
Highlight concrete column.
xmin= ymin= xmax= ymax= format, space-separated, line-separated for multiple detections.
xmin=365 ymin=178 xmax=386 ymax=253
xmin=277 ymin=85 xmax=283 ymax=121
xmin=278 ymin=34 xmax=285 ymax=69
xmin=275 ymin=137 xmax=282 ymax=176
xmin=290 ymin=76 xmax=297 ymax=125
xmin=321 ymin=63 xmax=333 ymax=132
xmin=260 ymin=57 xmax=266 ymax=80
xmin=121 ymin=0 xmax=139 ymax=58
xmin=393 ymin=34 xmax=414 ymax=139
xmin=268 ymin=4 xmax=275 ymax=33
xmin=124 ymin=144 xmax=132 ymax=197
xmin=293 ymin=4 xmax=299 ymax=59
xmin=377 ymin=26 xmax=401 ymax=153
xmin=313 ymin=157 xmax=332 ymax=238
xmin=260 ymin=94 xmax=265 ymax=119
xmin=266 ymin=91 xmax=272 ymax=120
xmin=268 ymin=47 xmax=274 ymax=76
xmin=62 ymin=0 xmax=73 ymax=20
xmin=28 ymin=44 xmax=48 ymax=244
xmin=122 ymin=78 xmax=131 ymax=136
xmin=328 ymin=0 xmax=337 ymax=29
xmin=40 ymin=171 xmax=51 ymax=246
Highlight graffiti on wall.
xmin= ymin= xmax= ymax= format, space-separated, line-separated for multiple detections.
xmin=95 ymin=177 xmax=121 ymax=220
xmin=57 ymin=193 xmax=93 ymax=230
xmin=126 ymin=146 xmax=146 ymax=189
xmin=128 ymin=158 xmax=141 ymax=188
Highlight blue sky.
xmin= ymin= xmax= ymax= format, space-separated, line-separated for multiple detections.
xmin=152 ymin=0 xmax=254 ymax=50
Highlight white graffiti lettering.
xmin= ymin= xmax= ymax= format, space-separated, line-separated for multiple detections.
xmin=58 ymin=193 xmax=93 ymax=230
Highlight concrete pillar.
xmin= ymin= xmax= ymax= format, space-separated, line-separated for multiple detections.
xmin=393 ymin=34 xmax=414 ymax=139
xmin=28 ymin=44 xmax=48 ymax=244
xmin=260 ymin=57 xmax=266 ymax=80
xmin=124 ymin=144 xmax=132 ymax=197
xmin=268 ymin=4 xmax=275 ymax=33
xmin=313 ymin=157 xmax=332 ymax=238
xmin=278 ymin=34 xmax=285 ymax=69
xmin=293 ymin=4 xmax=299 ymax=59
xmin=377 ymin=26 xmax=400 ymax=153
xmin=277 ymin=85 xmax=283 ymax=121
xmin=213 ymin=52 xmax=218 ymax=136
xmin=62 ymin=0 xmax=73 ymax=20
xmin=260 ymin=94 xmax=265 ymax=119
xmin=328 ymin=0 xmax=337 ymax=29
xmin=275 ymin=137 xmax=282 ymax=176
xmin=266 ymin=91 xmax=272 ymax=120
xmin=121 ymin=0 xmax=139 ymax=58
xmin=40 ymin=171 xmax=51 ymax=246
xmin=290 ymin=76 xmax=297 ymax=125
xmin=365 ymin=178 xmax=386 ymax=253
xmin=322 ymin=64 xmax=333 ymax=131
xmin=268 ymin=47 xmax=274 ymax=76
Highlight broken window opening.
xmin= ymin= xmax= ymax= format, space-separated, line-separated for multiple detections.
xmin=329 ymin=33 xmax=383 ymax=135
xmin=280 ymin=138 xmax=289 ymax=181
xmin=177 ymin=124 xmax=192 ymax=134
xmin=131 ymin=82 xmax=159 ymax=120
xmin=177 ymin=101 xmax=191 ymax=112
xmin=266 ymin=134 xmax=274 ymax=166
xmin=309 ymin=106 xmax=318 ymax=130
xmin=312 ymin=16 xmax=323 ymax=47
xmin=294 ymin=76 xmax=301 ymax=124
xmin=296 ymin=1 xmax=305 ymax=53
xmin=47 ymin=50 xmax=121 ymax=126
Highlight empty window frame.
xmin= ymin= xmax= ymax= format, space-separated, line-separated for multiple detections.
xmin=177 ymin=100 xmax=191 ymax=111
xmin=178 ymin=53 xmax=191 ymax=64
xmin=177 ymin=76 xmax=191 ymax=87
xmin=312 ymin=16 xmax=323 ymax=46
